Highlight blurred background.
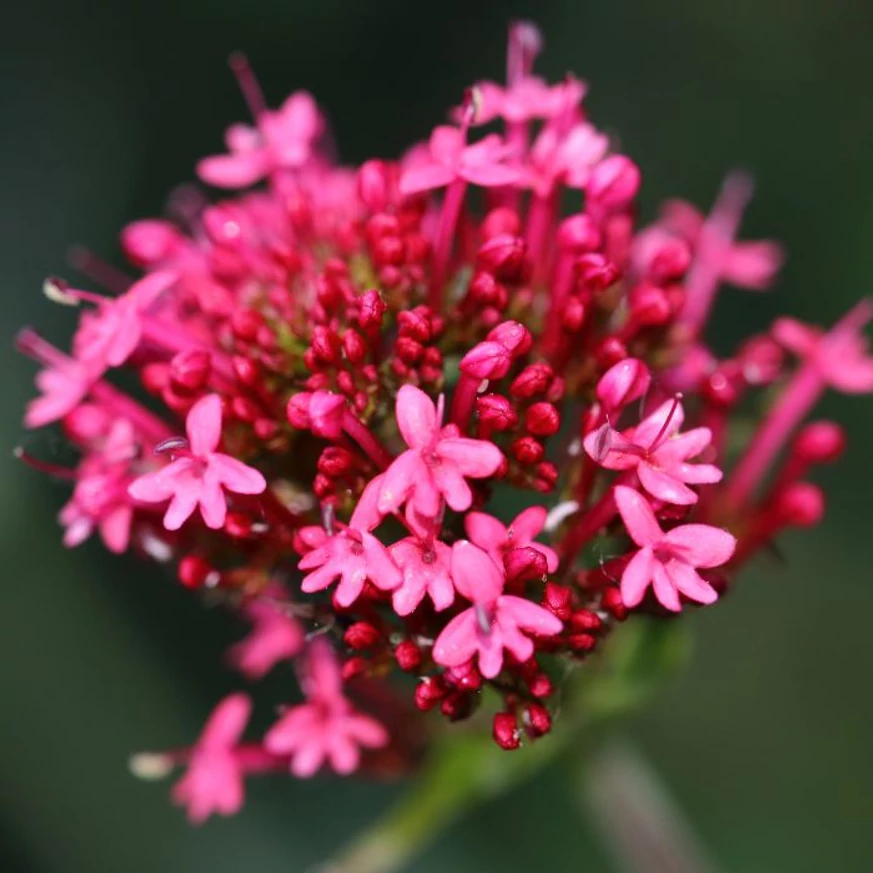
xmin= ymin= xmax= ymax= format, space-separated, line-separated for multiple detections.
xmin=2 ymin=1 xmax=872 ymax=870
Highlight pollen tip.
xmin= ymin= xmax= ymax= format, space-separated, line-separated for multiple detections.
xmin=128 ymin=752 xmax=174 ymax=781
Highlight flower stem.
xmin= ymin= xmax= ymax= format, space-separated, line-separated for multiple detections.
xmin=428 ymin=179 xmax=468 ymax=312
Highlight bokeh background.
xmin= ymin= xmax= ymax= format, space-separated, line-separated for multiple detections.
xmin=2 ymin=1 xmax=872 ymax=871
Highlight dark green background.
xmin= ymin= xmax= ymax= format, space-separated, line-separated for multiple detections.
xmin=2 ymin=1 xmax=872 ymax=870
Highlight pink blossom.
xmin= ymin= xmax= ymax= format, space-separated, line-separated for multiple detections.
xmin=389 ymin=536 xmax=454 ymax=616
xmin=229 ymin=592 xmax=305 ymax=680
xmin=72 ymin=271 xmax=177 ymax=370
xmin=298 ymin=498 xmax=401 ymax=607
xmin=614 ymin=485 xmax=735 ymax=611
xmin=465 ymin=506 xmax=559 ymax=574
xmin=399 ymin=126 xmax=520 ymax=195
xmin=25 ymin=358 xmax=97 ymax=428
xmin=377 ymin=386 xmax=503 ymax=518
xmin=59 ymin=419 xmax=137 ymax=553
xmin=197 ymin=92 xmax=322 ymax=188
xmin=128 ymin=394 xmax=266 ymax=530
xmin=469 ymin=76 xmax=586 ymax=126
xmin=264 ymin=639 xmax=388 ymax=777
xmin=525 ymin=122 xmax=608 ymax=197
xmin=773 ymin=301 xmax=873 ymax=393
xmin=432 ymin=541 xmax=563 ymax=678
xmin=171 ymin=694 xmax=252 ymax=824
xmin=584 ymin=398 xmax=722 ymax=505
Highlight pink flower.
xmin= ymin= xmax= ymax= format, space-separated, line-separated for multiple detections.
xmin=525 ymin=122 xmax=608 ymax=197
xmin=773 ymin=301 xmax=873 ymax=393
xmin=614 ymin=485 xmax=735 ymax=611
xmin=399 ymin=126 xmax=520 ymax=195
xmin=25 ymin=358 xmax=97 ymax=428
xmin=264 ymin=639 xmax=388 ymax=777
xmin=229 ymin=591 xmax=305 ymax=680
xmin=465 ymin=506 xmax=559 ymax=574
xmin=59 ymin=419 xmax=137 ymax=553
xmin=298 ymin=499 xmax=402 ymax=607
xmin=469 ymin=76 xmax=585 ymax=126
xmin=389 ymin=536 xmax=455 ymax=616
xmin=432 ymin=541 xmax=563 ymax=678
xmin=377 ymin=386 xmax=503 ymax=518
xmin=171 ymin=693 xmax=251 ymax=824
xmin=128 ymin=394 xmax=266 ymax=530
xmin=197 ymin=92 xmax=322 ymax=188
xmin=72 ymin=271 xmax=177 ymax=370
xmin=584 ymin=398 xmax=722 ymax=505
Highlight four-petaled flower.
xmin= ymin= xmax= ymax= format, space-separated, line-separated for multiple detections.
xmin=465 ymin=506 xmax=559 ymax=574
xmin=171 ymin=693 xmax=252 ymax=824
xmin=128 ymin=394 xmax=266 ymax=530
xmin=377 ymin=385 xmax=503 ymax=518
xmin=614 ymin=485 xmax=736 ymax=611
xmin=399 ymin=126 xmax=520 ymax=195
xmin=773 ymin=300 xmax=873 ymax=394
xmin=584 ymin=398 xmax=722 ymax=505
xmin=198 ymin=92 xmax=322 ymax=188
xmin=389 ymin=536 xmax=455 ymax=616
xmin=264 ymin=639 xmax=388 ymax=777
xmin=433 ymin=541 xmax=563 ymax=678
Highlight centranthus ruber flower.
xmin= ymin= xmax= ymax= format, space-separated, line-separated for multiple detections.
xmin=264 ymin=639 xmax=388 ymax=777
xmin=128 ymin=394 xmax=266 ymax=530
xmin=377 ymin=385 xmax=503 ymax=518
xmin=584 ymin=398 xmax=723 ymax=505
xmin=17 ymin=18 xmax=872 ymax=832
xmin=465 ymin=506 xmax=559 ymax=574
xmin=171 ymin=693 xmax=252 ymax=824
xmin=614 ymin=486 xmax=736 ymax=611
xmin=433 ymin=541 xmax=563 ymax=678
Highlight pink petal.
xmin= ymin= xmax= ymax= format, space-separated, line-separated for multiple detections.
xmin=498 ymin=619 xmax=535 ymax=664
xmin=509 ymin=506 xmax=548 ymax=543
xmin=431 ymin=460 xmax=473 ymax=512
xmin=361 ymin=532 xmax=402 ymax=591
xmin=327 ymin=733 xmax=360 ymax=775
xmin=620 ymin=547 xmax=654 ymax=608
xmin=209 ymin=453 xmax=267 ymax=494
xmin=128 ymin=269 xmax=178 ymax=307
xmin=638 ymin=462 xmax=698 ymax=505
xmin=350 ymin=473 xmax=385 ymax=531
xmin=662 ymin=524 xmax=736 ymax=568
xmin=197 ymin=152 xmax=267 ymax=188
xmin=459 ymin=340 xmax=512 ymax=379
xmin=429 ymin=126 xmax=463 ymax=164
xmin=344 ymin=713 xmax=389 ymax=748
xmin=395 ymin=385 xmax=437 ymax=451
xmin=614 ymin=485 xmax=663 ymax=547
xmin=674 ymin=462 xmax=723 ymax=485
xmin=451 ymin=540 xmax=504 ymax=602
xmin=498 ymin=595 xmax=564 ymax=636
xmin=377 ymin=450 xmax=424 ymax=515
xmin=398 ymin=164 xmax=455 ymax=195
xmin=461 ymin=164 xmax=521 ymax=188
xmin=432 ymin=609 xmax=479 ymax=668
xmin=665 ymin=559 xmax=718 ymax=606
xmin=436 ymin=438 xmax=503 ymax=477
xmin=335 ymin=562 xmax=368 ymax=607
xmin=633 ymin=399 xmax=686 ymax=448
xmin=291 ymin=742 xmax=327 ymax=778
xmin=198 ymin=470 xmax=228 ymax=529
xmin=186 ymin=394 xmax=223 ymax=456
xmin=464 ymin=511 xmax=507 ymax=552
xmin=99 ymin=505 xmax=133 ymax=554
xmin=772 ymin=317 xmax=819 ymax=357
xmin=583 ymin=426 xmax=642 ymax=470
xmin=651 ymin=561 xmax=681 ymax=612
xmin=654 ymin=427 xmax=713 ymax=463
xmin=476 ymin=626 xmax=506 ymax=679
xmin=721 ymin=240 xmax=783 ymax=289
xmin=200 ymin=693 xmax=251 ymax=750
xmin=164 ymin=488 xmax=200 ymax=531
xmin=128 ymin=464 xmax=182 ymax=503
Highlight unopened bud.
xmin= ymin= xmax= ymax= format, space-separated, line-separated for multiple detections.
xmin=493 ymin=712 xmax=521 ymax=750
xmin=343 ymin=621 xmax=381 ymax=651
xmin=395 ymin=640 xmax=422 ymax=672
xmin=525 ymin=402 xmax=561 ymax=437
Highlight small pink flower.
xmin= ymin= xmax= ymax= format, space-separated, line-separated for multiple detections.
xmin=773 ymin=301 xmax=873 ymax=394
xmin=171 ymin=693 xmax=251 ymax=824
xmin=465 ymin=506 xmax=559 ymax=574
xmin=614 ymin=485 xmax=735 ymax=611
xmin=470 ymin=76 xmax=586 ymax=126
xmin=389 ymin=536 xmax=455 ymax=616
xmin=72 ymin=271 xmax=177 ymax=370
xmin=525 ymin=122 xmax=608 ymax=197
xmin=264 ymin=639 xmax=388 ymax=777
xmin=584 ymin=398 xmax=722 ymax=505
xmin=432 ymin=541 xmax=563 ymax=678
xmin=26 ymin=358 xmax=98 ymax=428
xmin=229 ymin=591 xmax=305 ymax=680
xmin=128 ymin=394 xmax=266 ymax=530
xmin=197 ymin=92 xmax=322 ymax=188
xmin=298 ymin=499 xmax=402 ymax=607
xmin=377 ymin=386 xmax=503 ymax=518
xmin=399 ymin=126 xmax=520 ymax=195
xmin=60 ymin=419 xmax=137 ymax=553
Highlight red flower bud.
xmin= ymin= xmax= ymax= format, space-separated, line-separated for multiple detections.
xmin=557 ymin=213 xmax=601 ymax=253
xmin=344 ymin=621 xmax=381 ymax=651
xmin=414 ymin=676 xmax=447 ymax=711
xmin=343 ymin=329 xmax=367 ymax=364
xmin=510 ymin=363 xmax=554 ymax=398
xmin=482 ymin=207 xmax=522 ymax=239
xmin=395 ymin=640 xmax=422 ymax=672
xmin=587 ymin=154 xmax=641 ymax=210
xmin=357 ymin=159 xmax=394 ymax=211
xmin=357 ymin=289 xmax=387 ymax=330
xmin=318 ymin=446 xmax=355 ymax=477
xmin=528 ymin=673 xmax=554 ymax=699
xmin=776 ymin=482 xmax=825 ymax=527
xmin=121 ymin=219 xmax=179 ymax=266
xmin=523 ymin=702 xmax=552 ymax=738
xmin=543 ymin=582 xmax=572 ymax=620
xmin=487 ymin=320 xmax=532 ymax=355
xmin=169 ymin=350 xmax=211 ymax=392
xmin=576 ymin=252 xmax=620 ymax=291
xmin=476 ymin=394 xmax=518 ymax=431
xmin=177 ymin=555 xmax=216 ymax=590
xmin=595 ymin=357 xmax=651 ymax=412
xmin=504 ymin=546 xmax=548 ymax=583
xmin=525 ymin=402 xmax=561 ymax=437
xmin=493 ymin=712 xmax=521 ymax=750
xmin=459 ymin=340 xmax=513 ymax=380
xmin=570 ymin=609 xmax=603 ymax=632
xmin=477 ymin=234 xmax=527 ymax=281
xmin=792 ymin=421 xmax=845 ymax=464
xmin=601 ymin=587 xmax=628 ymax=620
xmin=512 ymin=436 xmax=544 ymax=465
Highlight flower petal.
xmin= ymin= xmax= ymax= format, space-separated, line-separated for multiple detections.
xmin=432 ymin=609 xmax=479 ymax=668
xmin=451 ymin=540 xmax=504 ymax=602
xmin=395 ymin=385 xmax=437 ymax=450
xmin=187 ymin=394 xmax=223 ymax=456
xmin=209 ymin=453 xmax=267 ymax=494
xmin=651 ymin=561 xmax=681 ymax=612
xmin=662 ymin=524 xmax=736 ymax=568
xmin=436 ymin=438 xmax=503 ymax=477
xmin=638 ymin=461 xmax=698 ymax=505
xmin=620 ymin=546 xmax=654 ymax=608
xmin=498 ymin=595 xmax=564 ymax=636
xmin=465 ymin=511 xmax=507 ymax=552
xmin=665 ymin=559 xmax=718 ymax=606
xmin=614 ymin=485 xmax=663 ymax=547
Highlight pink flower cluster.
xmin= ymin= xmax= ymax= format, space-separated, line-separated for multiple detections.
xmin=18 ymin=23 xmax=871 ymax=820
